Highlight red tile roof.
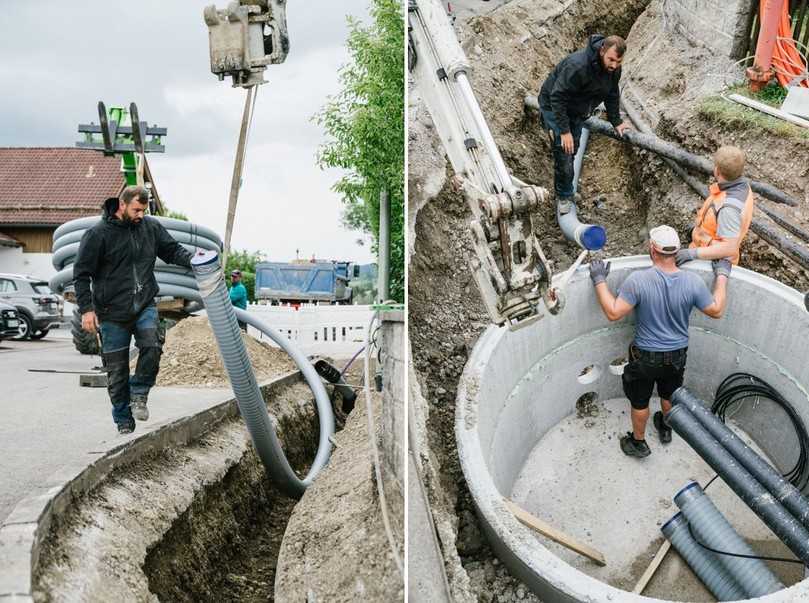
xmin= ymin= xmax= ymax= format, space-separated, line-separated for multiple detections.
xmin=0 ymin=148 xmax=125 ymax=226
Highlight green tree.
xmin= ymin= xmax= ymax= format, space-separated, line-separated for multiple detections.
xmin=316 ymin=0 xmax=404 ymax=302
xmin=225 ymin=249 xmax=264 ymax=303
xmin=158 ymin=203 xmax=189 ymax=221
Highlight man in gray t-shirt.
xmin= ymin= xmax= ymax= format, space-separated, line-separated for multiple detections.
xmin=589 ymin=225 xmax=730 ymax=458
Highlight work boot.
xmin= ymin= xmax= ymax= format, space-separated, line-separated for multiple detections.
xmin=118 ymin=421 xmax=135 ymax=435
xmin=130 ymin=394 xmax=149 ymax=421
xmin=620 ymin=432 xmax=651 ymax=458
xmin=654 ymin=411 xmax=672 ymax=444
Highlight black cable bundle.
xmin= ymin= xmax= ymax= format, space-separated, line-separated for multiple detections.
xmin=713 ymin=372 xmax=809 ymax=491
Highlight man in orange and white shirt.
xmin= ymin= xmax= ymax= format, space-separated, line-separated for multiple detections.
xmin=676 ymin=145 xmax=754 ymax=267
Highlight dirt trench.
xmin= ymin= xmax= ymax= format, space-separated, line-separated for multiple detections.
xmin=409 ymin=0 xmax=809 ymax=601
xmin=33 ymin=379 xmax=319 ymax=603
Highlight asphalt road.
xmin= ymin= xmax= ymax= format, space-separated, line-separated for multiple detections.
xmin=0 ymin=334 xmax=232 ymax=523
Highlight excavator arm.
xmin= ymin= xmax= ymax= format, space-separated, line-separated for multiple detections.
xmin=408 ymin=0 xmax=560 ymax=327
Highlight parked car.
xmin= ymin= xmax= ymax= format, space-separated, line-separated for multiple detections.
xmin=0 ymin=300 xmax=21 ymax=341
xmin=0 ymin=273 xmax=64 ymax=340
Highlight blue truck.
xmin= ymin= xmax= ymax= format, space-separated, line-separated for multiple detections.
xmin=254 ymin=260 xmax=360 ymax=305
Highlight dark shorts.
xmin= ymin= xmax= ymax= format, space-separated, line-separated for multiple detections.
xmin=622 ymin=344 xmax=688 ymax=410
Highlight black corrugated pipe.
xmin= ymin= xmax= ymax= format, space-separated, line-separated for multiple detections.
xmin=667 ymin=402 xmax=809 ymax=565
xmin=523 ymin=95 xmax=800 ymax=207
xmin=673 ymin=387 xmax=809 ymax=529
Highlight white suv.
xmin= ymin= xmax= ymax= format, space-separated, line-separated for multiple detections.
xmin=0 ymin=273 xmax=64 ymax=340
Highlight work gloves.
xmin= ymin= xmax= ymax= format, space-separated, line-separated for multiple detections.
xmin=589 ymin=259 xmax=611 ymax=286
xmin=675 ymin=248 xmax=699 ymax=266
xmin=712 ymin=259 xmax=732 ymax=279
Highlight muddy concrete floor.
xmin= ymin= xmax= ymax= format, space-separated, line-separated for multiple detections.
xmin=409 ymin=0 xmax=809 ymax=601
xmin=511 ymin=397 xmax=804 ymax=600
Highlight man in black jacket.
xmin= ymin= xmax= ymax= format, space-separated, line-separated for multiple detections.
xmin=539 ymin=34 xmax=631 ymax=205
xmin=74 ymin=186 xmax=192 ymax=434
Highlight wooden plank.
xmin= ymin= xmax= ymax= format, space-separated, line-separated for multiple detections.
xmin=727 ymin=93 xmax=809 ymax=129
xmin=632 ymin=539 xmax=672 ymax=594
xmin=503 ymin=499 xmax=606 ymax=566
xmin=156 ymin=298 xmax=186 ymax=313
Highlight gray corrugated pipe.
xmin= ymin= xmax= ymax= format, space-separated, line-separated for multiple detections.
xmin=526 ymin=95 xmax=606 ymax=251
xmin=669 ymin=402 xmax=809 ymax=565
xmin=52 ymin=215 xmax=224 ymax=248
xmin=673 ymin=481 xmax=784 ymax=597
xmin=191 ymin=250 xmax=334 ymax=498
xmin=48 ymin=216 xmax=224 ymax=308
xmin=661 ymin=511 xmax=747 ymax=601
xmin=673 ymin=387 xmax=809 ymax=529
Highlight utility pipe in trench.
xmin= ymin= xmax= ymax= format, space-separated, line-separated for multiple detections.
xmin=527 ymin=95 xmax=809 ymax=271
xmin=192 ymin=250 xmax=334 ymax=498
xmin=667 ymin=401 xmax=809 ymax=566
xmin=558 ymin=125 xmax=607 ymax=250
xmin=524 ymin=95 xmax=799 ymax=207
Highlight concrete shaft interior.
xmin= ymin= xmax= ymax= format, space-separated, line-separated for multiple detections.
xmin=456 ymin=256 xmax=809 ymax=602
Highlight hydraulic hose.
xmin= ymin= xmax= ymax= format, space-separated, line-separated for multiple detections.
xmin=191 ymin=250 xmax=334 ymax=498
xmin=673 ymin=481 xmax=784 ymax=597
xmin=668 ymin=403 xmax=809 ymax=566
xmin=661 ymin=512 xmax=747 ymax=601
xmin=673 ymin=387 xmax=809 ymax=529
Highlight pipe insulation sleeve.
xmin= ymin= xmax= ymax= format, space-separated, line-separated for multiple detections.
xmin=669 ymin=403 xmax=809 ymax=567
xmin=661 ymin=512 xmax=747 ymax=601
xmin=673 ymin=387 xmax=809 ymax=529
xmin=673 ymin=480 xmax=784 ymax=597
xmin=191 ymin=250 xmax=334 ymax=498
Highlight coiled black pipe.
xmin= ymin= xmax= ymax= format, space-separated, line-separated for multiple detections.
xmin=713 ymin=374 xmax=809 ymax=491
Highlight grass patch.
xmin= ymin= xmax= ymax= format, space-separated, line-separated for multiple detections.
xmin=697 ymin=83 xmax=809 ymax=141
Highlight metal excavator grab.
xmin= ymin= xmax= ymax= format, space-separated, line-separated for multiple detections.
xmin=204 ymin=0 xmax=290 ymax=88
xmin=408 ymin=0 xmax=560 ymax=328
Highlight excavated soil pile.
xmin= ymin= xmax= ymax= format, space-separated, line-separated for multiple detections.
xmin=149 ymin=315 xmax=295 ymax=387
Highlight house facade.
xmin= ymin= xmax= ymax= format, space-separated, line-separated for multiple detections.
xmin=0 ymin=147 xmax=162 ymax=280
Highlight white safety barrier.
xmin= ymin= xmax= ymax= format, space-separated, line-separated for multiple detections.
xmin=245 ymin=303 xmax=373 ymax=357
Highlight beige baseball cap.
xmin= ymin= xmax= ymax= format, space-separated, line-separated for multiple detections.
xmin=649 ymin=225 xmax=681 ymax=255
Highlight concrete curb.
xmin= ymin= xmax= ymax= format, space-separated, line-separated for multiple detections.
xmin=0 ymin=370 xmax=303 ymax=601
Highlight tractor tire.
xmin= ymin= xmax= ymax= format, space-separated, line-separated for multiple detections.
xmin=71 ymin=308 xmax=100 ymax=355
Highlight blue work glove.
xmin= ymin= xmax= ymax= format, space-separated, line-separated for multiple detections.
xmin=589 ymin=259 xmax=611 ymax=286
xmin=675 ymin=248 xmax=698 ymax=266
xmin=712 ymin=259 xmax=732 ymax=279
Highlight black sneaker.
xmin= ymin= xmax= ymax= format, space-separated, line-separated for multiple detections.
xmin=620 ymin=432 xmax=651 ymax=458
xmin=654 ymin=411 xmax=672 ymax=444
xmin=118 ymin=422 xmax=135 ymax=435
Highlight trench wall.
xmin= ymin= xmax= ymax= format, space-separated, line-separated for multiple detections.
xmin=663 ymin=0 xmax=754 ymax=58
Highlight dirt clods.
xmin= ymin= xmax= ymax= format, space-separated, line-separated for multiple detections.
xmin=150 ymin=315 xmax=295 ymax=387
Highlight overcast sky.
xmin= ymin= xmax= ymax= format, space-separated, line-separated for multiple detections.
xmin=0 ymin=0 xmax=375 ymax=264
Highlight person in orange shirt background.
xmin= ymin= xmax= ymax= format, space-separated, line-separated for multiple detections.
xmin=675 ymin=145 xmax=755 ymax=267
